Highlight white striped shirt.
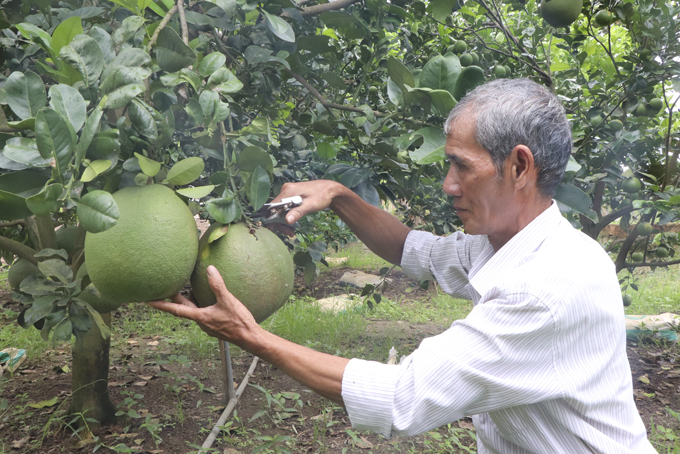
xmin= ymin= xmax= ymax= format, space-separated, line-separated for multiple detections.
xmin=341 ymin=203 xmax=656 ymax=453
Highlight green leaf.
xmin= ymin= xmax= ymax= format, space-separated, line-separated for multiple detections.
xmin=409 ymin=127 xmax=446 ymax=164
xmin=129 ymin=100 xmax=158 ymax=141
xmin=102 ymin=48 xmax=151 ymax=80
xmin=262 ymin=11 xmax=295 ymax=43
xmin=176 ymin=185 xmax=215 ymax=199
xmin=82 ymin=302 xmax=111 ymax=337
xmin=237 ymin=146 xmax=274 ymax=173
xmin=26 ymin=183 xmax=63 ymax=216
xmin=51 ymin=16 xmax=83 ymax=56
xmin=76 ymin=190 xmax=120 ymax=233
xmin=7 ymin=118 xmax=35 ymax=130
xmin=0 ymin=170 xmax=49 ymax=196
xmin=5 ymin=71 xmax=46 ymax=120
xmin=35 ymin=108 xmax=76 ymax=177
xmin=0 ymin=190 xmax=33 ymax=221
xmin=24 ymin=294 xmax=60 ymax=326
xmin=81 ymin=159 xmax=111 ymax=182
xmin=59 ymin=35 xmax=105 ymax=86
xmin=89 ymin=26 xmax=116 ymax=64
xmin=166 ymin=157 xmax=204 ymax=185
xmin=75 ymin=106 xmax=103 ymax=168
xmin=427 ymin=89 xmax=457 ymax=116
xmin=339 ymin=167 xmax=372 ymax=188
xmin=419 ymin=55 xmax=461 ymax=97
xmin=317 ymin=142 xmax=336 ymax=159
xmin=206 ymin=197 xmax=241 ymax=224
xmin=49 ymin=84 xmax=87 ymax=132
xmin=134 ymin=152 xmax=161 ymax=177
xmin=319 ymin=12 xmax=367 ymax=39
xmin=198 ymin=52 xmax=226 ymax=77
xmin=16 ymin=23 xmax=53 ymax=56
xmin=304 ymin=261 xmax=316 ymax=286
xmin=387 ymin=56 xmax=415 ymax=93
xmin=426 ymin=0 xmax=460 ymax=22
xmin=549 ymin=62 xmax=571 ymax=72
xmin=104 ymin=84 xmax=145 ymax=109
xmin=53 ymin=318 xmax=73 ymax=342
xmin=3 ymin=138 xmax=51 ymax=167
xmin=38 ymin=259 xmax=73 ymax=284
xmin=247 ymin=166 xmax=271 ymax=211
xmin=206 ymin=67 xmax=244 ymax=94
xmin=554 ymin=184 xmax=598 ymax=222
xmin=156 ymin=28 xmax=195 ymax=73
xmin=27 ymin=397 xmax=59 ymax=409
xmin=100 ymin=66 xmax=143 ymax=95
xmin=34 ymin=248 xmax=69 ymax=260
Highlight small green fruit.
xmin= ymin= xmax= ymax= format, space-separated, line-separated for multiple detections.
xmin=636 ymin=222 xmax=654 ymax=236
xmin=649 ymin=98 xmax=663 ymax=111
xmin=470 ymin=52 xmax=480 ymax=64
xmin=609 ymin=119 xmax=624 ymax=131
xmin=503 ymin=65 xmax=511 ymax=75
xmin=368 ymin=86 xmax=378 ymax=95
xmin=493 ymin=66 xmax=506 ymax=77
xmin=622 ymin=294 xmax=633 ymax=307
xmin=594 ymin=10 xmax=614 ymax=26
xmin=640 ymin=48 xmax=652 ymax=61
xmin=453 ymin=40 xmax=468 ymax=54
xmin=622 ymin=177 xmax=642 ymax=194
xmin=459 ymin=53 xmax=473 ymax=67
xmin=635 ymin=104 xmax=647 ymax=116
xmin=619 ymin=198 xmax=632 ymax=208
xmin=540 ymin=0 xmax=583 ymax=28
xmin=655 ymin=247 xmax=669 ymax=258
xmin=590 ymin=115 xmax=603 ymax=127
xmin=631 ymin=252 xmax=644 ymax=262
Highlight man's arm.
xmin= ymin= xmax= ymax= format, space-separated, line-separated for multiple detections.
xmin=148 ymin=266 xmax=350 ymax=404
xmin=275 ymin=180 xmax=411 ymax=265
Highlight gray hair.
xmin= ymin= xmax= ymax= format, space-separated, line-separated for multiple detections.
xmin=444 ymin=78 xmax=572 ymax=198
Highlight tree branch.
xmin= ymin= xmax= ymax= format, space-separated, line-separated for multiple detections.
xmin=0 ymin=220 xmax=25 ymax=228
xmin=285 ymin=69 xmax=384 ymax=117
xmin=0 ymin=236 xmax=38 ymax=265
xmin=148 ymin=5 xmax=178 ymax=49
xmin=177 ymin=0 xmax=189 ymax=45
xmin=299 ymin=0 xmax=361 ymax=16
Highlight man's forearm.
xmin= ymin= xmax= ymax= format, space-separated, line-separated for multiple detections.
xmin=329 ymin=185 xmax=411 ymax=266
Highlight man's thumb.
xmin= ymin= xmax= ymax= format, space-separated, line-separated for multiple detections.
xmin=207 ymin=265 xmax=230 ymax=301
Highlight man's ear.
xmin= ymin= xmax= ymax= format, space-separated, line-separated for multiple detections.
xmin=508 ymin=145 xmax=536 ymax=189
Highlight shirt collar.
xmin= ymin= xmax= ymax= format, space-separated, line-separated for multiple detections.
xmin=468 ymin=202 xmax=564 ymax=297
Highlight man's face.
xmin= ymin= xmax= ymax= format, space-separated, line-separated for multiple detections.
xmin=442 ymin=117 xmax=517 ymax=237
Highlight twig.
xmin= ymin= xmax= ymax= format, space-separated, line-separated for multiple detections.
xmin=0 ymin=220 xmax=25 ymax=228
xmin=0 ymin=236 xmax=38 ymax=266
xmin=148 ymin=5 xmax=178 ymax=49
xmin=177 ymin=0 xmax=189 ymax=45
xmin=299 ymin=0 xmax=361 ymax=16
xmin=285 ymin=69 xmax=384 ymax=117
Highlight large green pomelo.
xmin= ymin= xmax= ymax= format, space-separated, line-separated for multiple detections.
xmin=84 ymin=184 xmax=199 ymax=303
xmin=8 ymin=259 xmax=40 ymax=291
xmin=190 ymin=223 xmax=294 ymax=324
xmin=76 ymin=263 xmax=125 ymax=313
xmin=540 ymin=0 xmax=583 ymax=28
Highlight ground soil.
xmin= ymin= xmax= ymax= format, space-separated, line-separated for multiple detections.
xmin=1 ymin=267 xmax=678 ymax=454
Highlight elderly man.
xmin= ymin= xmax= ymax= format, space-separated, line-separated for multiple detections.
xmin=149 ymin=79 xmax=656 ymax=453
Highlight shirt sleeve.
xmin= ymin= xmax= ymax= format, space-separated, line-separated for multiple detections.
xmin=400 ymin=230 xmax=489 ymax=299
xmin=341 ymin=292 xmax=563 ymax=438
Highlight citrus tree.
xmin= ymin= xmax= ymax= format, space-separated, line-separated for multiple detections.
xmin=1 ymin=0 xmax=679 ymax=430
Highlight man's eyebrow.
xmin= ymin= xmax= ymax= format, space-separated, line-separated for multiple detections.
xmin=446 ymin=153 xmax=467 ymax=166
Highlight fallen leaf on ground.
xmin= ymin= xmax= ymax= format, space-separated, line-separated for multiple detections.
xmin=639 ymin=374 xmax=650 ymax=384
xmin=12 ymin=436 xmax=29 ymax=449
xmin=357 ymin=436 xmax=373 ymax=449
xmin=28 ymin=397 xmax=58 ymax=408
xmin=147 ymin=341 xmax=159 ymax=346
xmin=132 ymin=381 xmax=147 ymax=386
xmin=458 ymin=420 xmax=475 ymax=430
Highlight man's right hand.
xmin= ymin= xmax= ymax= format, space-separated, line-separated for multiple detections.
xmin=272 ymin=180 xmax=345 ymax=225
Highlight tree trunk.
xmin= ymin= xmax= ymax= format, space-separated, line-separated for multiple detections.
xmin=70 ymin=312 xmax=117 ymax=432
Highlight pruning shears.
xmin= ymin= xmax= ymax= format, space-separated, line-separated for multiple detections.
xmin=251 ymin=196 xmax=303 ymax=226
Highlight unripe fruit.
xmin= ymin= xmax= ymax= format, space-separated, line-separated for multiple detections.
xmin=609 ymin=119 xmax=624 ymax=131
xmin=622 ymin=177 xmax=642 ymax=194
xmin=619 ymin=198 xmax=632 ymax=207
xmin=590 ymin=115 xmax=603 ymax=127
xmin=469 ymin=52 xmax=480 ymax=64
xmin=503 ymin=65 xmax=511 ymax=75
xmin=594 ymin=10 xmax=614 ymax=26
xmin=631 ymin=252 xmax=644 ymax=262
xmin=459 ymin=53 xmax=473 ymax=67
xmin=493 ymin=66 xmax=506 ymax=77
xmin=640 ymin=48 xmax=652 ymax=61
xmin=649 ymin=98 xmax=663 ymax=111
xmin=540 ymin=0 xmax=583 ymax=28
xmin=636 ymin=222 xmax=654 ymax=236
xmin=453 ymin=40 xmax=468 ymax=54
xmin=622 ymin=294 xmax=633 ymax=307
xmin=636 ymin=104 xmax=647 ymax=116
xmin=368 ymin=86 xmax=378 ymax=95
xmin=655 ymin=247 xmax=669 ymax=258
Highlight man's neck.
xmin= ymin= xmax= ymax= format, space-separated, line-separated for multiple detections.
xmin=487 ymin=198 xmax=553 ymax=251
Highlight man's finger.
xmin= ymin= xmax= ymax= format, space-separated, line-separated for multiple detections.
xmin=207 ymin=265 xmax=235 ymax=302
xmin=147 ymin=300 xmax=199 ymax=320
xmin=171 ymin=292 xmax=198 ymax=309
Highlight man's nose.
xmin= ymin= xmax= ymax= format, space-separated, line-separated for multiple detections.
xmin=443 ymin=169 xmax=462 ymax=197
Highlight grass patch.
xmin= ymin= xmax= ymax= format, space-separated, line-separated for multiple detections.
xmin=324 ymin=242 xmax=391 ymax=271
xmin=621 ymin=266 xmax=680 ymax=315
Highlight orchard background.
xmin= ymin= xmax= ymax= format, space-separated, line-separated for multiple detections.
xmin=1 ymin=0 xmax=680 ymax=443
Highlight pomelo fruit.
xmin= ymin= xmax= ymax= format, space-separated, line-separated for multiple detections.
xmin=631 ymin=252 xmax=644 ymax=262
xmin=649 ymin=98 xmax=663 ymax=111
xmin=540 ymin=0 xmax=583 ymax=28
xmin=622 ymin=177 xmax=642 ymax=194
xmin=655 ymin=247 xmax=669 ymax=258
xmin=75 ymin=263 xmax=125 ymax=313
xmin=84 ymin=184 xmax=199 ymax=303
xmin=469 ymin=52 xmax=480 ymax=64
xmin=452 ymin=40 xmax=467 ymax=54
xmin=608 ymin=119 xmax=624 ymax=131
xmin=8 ymin=259 xmax=40 ymax=291
xmin=590 ymin=115 xmax=603 ymax=127
xmin=459 ymin=53 xmax=473 ymax=67
xmin=622 ymin=294 xmax=632 ymax=307
xmin=594 ymin=10 xmax=614 ymax=26
xmin=493 ymin=66 xmax=506 ymax=77
xmin=619 ymin=198 xmax=632 ymax=208
xmin=635 ymin=104 xmax=647 ymax=116
xmin=190 ymin=223 xmax=294 ymax=324
xmin=636 ymin=222 xmax=654 ymax=236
